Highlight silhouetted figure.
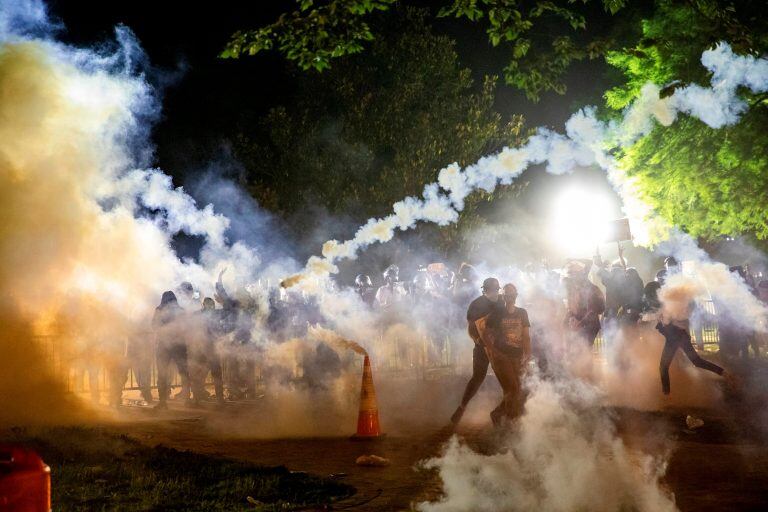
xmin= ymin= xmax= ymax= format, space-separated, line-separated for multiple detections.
xmin=153 ymin=291 xmax=190 ymax=409
xmin=657 ymin=317 xmax=724 ymax=395
xmin=564 ymin=263 xmax=605 ymax=347
xmin=189 ymin=297 xmax=224 ymax=404
xmin=354 ymin=274 xmax=377 ymax=307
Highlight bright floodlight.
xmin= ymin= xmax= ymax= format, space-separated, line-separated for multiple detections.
xmin=549 ymin=187 xmax=612 ymax=256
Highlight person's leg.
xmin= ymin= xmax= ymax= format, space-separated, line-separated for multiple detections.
xmin=659 ymin=339 xmax=678 ymax=395
xmin=503 ymin=359 xmax=523 ymax=419
xmin=493 ymin=353 xmax=522 ymax=421
xmin=451 ymin=344 xmax=489 ymax=424
xmin=108 ymin=358 xmax=127 ymax=407
xmin=134 ymin=345 xmax=153 ymax=402
xmin=462 ymin=344 xmax=490 ymax=405
xmin=156 ymin=346 xmax=171 ymax=408
xmin=680 ymin=338 xmax=724 ymax=376
xmin=209 ymin=353 xmax=224 ymax=403
xmin=172 ymin=345 xmax=191 ymax=400
xmin=189 ymin=353 xmax=207 ymax=404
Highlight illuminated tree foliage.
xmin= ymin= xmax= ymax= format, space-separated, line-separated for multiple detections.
xmin=607 ymin=0 xmax=768 ymax=239
xmin=223 ymin=0 xmax=629 ymax=101
xmin=232 ymin=8 xmax=526 ymax=247
xmin=221 ymin=0 xmax=397 ymax=71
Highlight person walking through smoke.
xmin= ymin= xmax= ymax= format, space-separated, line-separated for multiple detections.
xmin=563 ymin=261 xmax=605 ymax=347
xmin=450 ymin=277 xmax=504 ymax=426
xmin=656 ymin=309 xmax=727 ymax=396
xmin=475 ymin=283 xmax=531 ymax=426
xmin=594 ymin=247 xmax=626 ymax=332
xmin=188 ymin=297 xmax=225 ymax=405
xmin=152 ymin=291 xmax=191 ymax=409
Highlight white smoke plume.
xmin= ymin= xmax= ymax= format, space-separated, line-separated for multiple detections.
xmin=0 ymin=0 xmax=269 ymax=421
xmin=418 ymin=373 xmax=677 ymax=512
xmin=284 ymin=42 xmax=768 ymax=287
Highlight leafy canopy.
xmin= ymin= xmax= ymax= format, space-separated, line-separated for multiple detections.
xmin=607 ymin=0 xmax=768 ymax=240
xmin=222 ymin=0 xmax=629 ymax=101
xmin=232 ymin=8 xmax=527 ymax=250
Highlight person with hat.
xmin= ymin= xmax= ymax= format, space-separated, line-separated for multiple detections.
xmin=450 ymin=277 xmax=504 ymax=425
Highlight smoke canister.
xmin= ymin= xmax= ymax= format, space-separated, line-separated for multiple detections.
xmin=0 ymin=446 xmax=51 ymax=511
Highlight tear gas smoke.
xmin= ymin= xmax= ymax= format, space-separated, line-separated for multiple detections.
xmin=309 ymin=325 xmax=368 ymax=356
xmin=418 ymin=372 xmax=677 ymax=512
xmin=658 ymin=273 xmax=706 ymax=322
xmin=0 ymin=1 xmax=265 ymax=421
xmin=284 ymin=43 xmax=768 ymax=288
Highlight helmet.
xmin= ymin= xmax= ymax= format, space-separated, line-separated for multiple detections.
xmin=383 ymin=264 xmax=399 ymax=283
xmin=178 ymin=281 xmax=194 ymax=297
xmin=664 ymin=256 xmax=678 ymax=268
xmin=355 ymin=274 xmax=373 ymax=288
xmin=160 ymin=291 xmax=178 ymax=306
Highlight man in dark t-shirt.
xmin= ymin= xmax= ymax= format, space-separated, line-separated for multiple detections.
xmin=477 ymin=283 xmax=531 ymax=425
xmin=450 ymin=277 xmax=503 ymax=426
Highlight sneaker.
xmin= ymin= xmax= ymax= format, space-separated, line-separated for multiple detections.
xmin=450 ymin=405 xmax=465 ymax=425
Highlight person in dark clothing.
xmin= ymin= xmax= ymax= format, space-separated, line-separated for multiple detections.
xmin=642 ymin=281 xmax=662 ymax=313
xmin=452 ymin=263 xmax=479 ymax=309
xmin=655 ymin=256 xmax=680 ymax=286
xmin=189 ymin=297 xmax=225 ymax=404
xmin=153 ymin=291 xmax=190 ymax=410
xmin=126 ymin=331 xmax=153 ymax=404
xmin=450 ymin=277 xmax=504 ymax=425
xmin=619 ymin=267 xmax=645 ymax=325
xmin=657 ymin=317 xmax=725 ymax=395
xmin=595 ymin=263 xmax=625 ymax=320
xmin=564 ymin=263 xmax=605 ymax=347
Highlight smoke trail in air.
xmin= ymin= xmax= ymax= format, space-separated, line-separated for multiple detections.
xmin=284 ymin=43 xmax=768 ymax=288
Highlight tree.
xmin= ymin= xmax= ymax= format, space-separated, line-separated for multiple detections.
xmin=222 ymin=0 xmax=635 ymax=101
xmin=606 ymin=0 xmax=768 ymax=240
xmin=231 ymin=8 xmax=527 ymax=252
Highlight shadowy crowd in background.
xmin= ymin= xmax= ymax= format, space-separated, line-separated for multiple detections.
xmin=66 ymin=250 xmax=768 ymax=414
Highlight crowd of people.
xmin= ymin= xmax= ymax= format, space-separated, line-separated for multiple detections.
xmin=67 ymin=249 xmax=767 ymax=416
xmin=450 ymin=252 xmax=767 ymax=426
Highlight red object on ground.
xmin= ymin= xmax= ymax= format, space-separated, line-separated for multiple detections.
xmin=0 ymin=446 xmax=51 ymax=512
xmin=352 ymin=355 xmax=383 ymax=439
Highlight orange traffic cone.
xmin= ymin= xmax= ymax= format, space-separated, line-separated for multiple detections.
xmin=351 ymin=355 xmax=383 ymax=439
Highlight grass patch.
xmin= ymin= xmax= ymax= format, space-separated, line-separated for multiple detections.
xmin=1 ymin=427 xmax=354 ymax=511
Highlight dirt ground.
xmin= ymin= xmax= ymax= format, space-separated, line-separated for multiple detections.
xmin=100 ymin=372 xmax=768 ymax=512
